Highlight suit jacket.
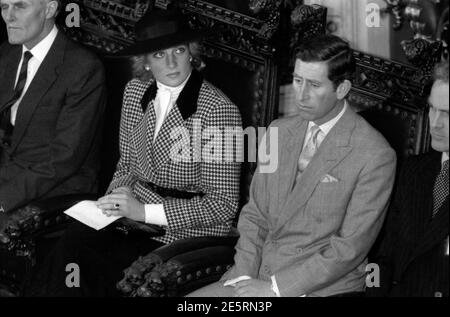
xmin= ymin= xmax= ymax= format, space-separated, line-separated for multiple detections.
xmin=107 ymin=70 xmax=242 ymax=245
xmin=369 ymin=151 xmax=449 ymax=297
xmin=223 ymin=106 xmax=397 ymax=297
xmin=0 ymin=31 xmax=107 ymax=213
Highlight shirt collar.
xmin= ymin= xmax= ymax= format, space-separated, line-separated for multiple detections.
xmin=156 ymin=71 xmax=192 ymax=96
xmin=22 ymin=25 xmax=58 ymax=63
xmin=308 ymin=100 xmax=348 ymax=137
xmin=443 ymin=152 xmax=449 ymax=166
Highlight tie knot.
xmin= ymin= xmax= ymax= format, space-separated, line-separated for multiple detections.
xmin=311 ymin=124 xmax=320 ymax=133
xmin=310 ymin=124 xmax=322 ymax=141
xmin=23 ymin=51 xmax=33 ymax=63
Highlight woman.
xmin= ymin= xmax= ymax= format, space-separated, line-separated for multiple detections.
xmin=26 ymin=9 xmax=242 ymax=297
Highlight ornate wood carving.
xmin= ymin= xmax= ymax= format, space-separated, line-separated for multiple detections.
xmin=383 ymin=0 xmax=407 ymax=30
xmin=382 ymin=0 xmax=448 ymax=63
xmin=350 ymin=51 xmax=431 ymax=157
xmin=61 ymin=0 xmax=153 ymax=53
xmin=177 ymin=0 xmax=278 ymax=54
xmin=437 ymin=7 xmax=449 ymax=60
xmin=281 ymin=4 xmax=327 ymax=83
xmin=401 ymin=38 xmax=442 ymax=74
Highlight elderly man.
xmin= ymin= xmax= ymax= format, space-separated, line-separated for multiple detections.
xmin=0 ymin=0 xmax=106 ymax=235
xmin=189 ymin=35 xmax=396 ymax=297
xmin=368 ymin=61 xmax=449 ymax=297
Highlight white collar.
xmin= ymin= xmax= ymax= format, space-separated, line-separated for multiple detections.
xmin=443 ymin=152 xmax=449 ymax=166
xmin=22 ymin=25 xmax=58 ymax=63
xmin=308 ymin=100 xmax=348 ymax=137
xmin=156 ymin=71 xmax=191 ymax=95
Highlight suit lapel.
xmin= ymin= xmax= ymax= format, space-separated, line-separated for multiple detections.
xmin=274 ymin=107 xmax=355 ymax=231
xmin=131 ymin=96 xmax=156 ymax=178
xmin=0 ymin=45 xmax=22 ymax=113
xmin=10 ymin=32 xmax=66 ymax=152
xmin=133 ymin=71 xmax=203 ymax=178
xmin=397 ymin=152 xmax=444 ymax=278
xmin=276 ymin=119 xmax=308 ymax=214
xmin=414 ymin=198 xmax=449 ymax=257
xmin=151 ymin=105 xmax=186 ymax=173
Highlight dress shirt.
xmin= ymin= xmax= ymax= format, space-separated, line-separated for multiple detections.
xmin=11 ymin=25 xmax=58 ymax=125
xmin=302 ymin=100 xmax=348 ymax=152
xmin=442 ymin=152 xmax=449 ymax=166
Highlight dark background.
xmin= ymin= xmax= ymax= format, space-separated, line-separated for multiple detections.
xmin=0 ymin=19 xmax=6 ymax=44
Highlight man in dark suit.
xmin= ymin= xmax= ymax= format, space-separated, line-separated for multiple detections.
xmin=0 ymin=0 xmax=107 ymax=234
xmin=369 ymin=61 xmax=449 ymax=297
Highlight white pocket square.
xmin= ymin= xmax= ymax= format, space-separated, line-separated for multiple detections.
xmin=321 ymin=174 xmax=339 ymax=183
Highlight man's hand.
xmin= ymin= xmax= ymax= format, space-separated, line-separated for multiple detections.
xmin=96 ymin=187 xmax=145 ymax=222
xmin=234 ymin=279 xmax=276 ymax=297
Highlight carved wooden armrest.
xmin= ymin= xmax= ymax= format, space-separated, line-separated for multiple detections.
xmin=1 ymin=193 xmax=97 ymax=248
xmin=117 ymin=235 xmax=238 ymax=297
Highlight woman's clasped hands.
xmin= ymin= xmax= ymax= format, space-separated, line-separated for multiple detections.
xmin=96 ymin=186 xmax=145 ymax=222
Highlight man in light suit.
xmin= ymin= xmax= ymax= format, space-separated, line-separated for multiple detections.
xmin=368 ymin=61 xmax=449 ymax=297
xmin=0 ymin=0 xmax=106 ymax=235
xmin=189 ymin=35 xmax=397 ymax=297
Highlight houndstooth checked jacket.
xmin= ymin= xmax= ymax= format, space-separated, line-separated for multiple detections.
xmin=107 ymin=70 xmax=242 ymax=244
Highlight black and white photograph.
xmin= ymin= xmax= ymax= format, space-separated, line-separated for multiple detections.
xmin=0 ymin=0 xmax=448 ymax=302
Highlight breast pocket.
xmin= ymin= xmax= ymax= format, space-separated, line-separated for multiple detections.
xmin=33 ymin=104 xmax=60 ymax=115
xmin=307 ymin=181 xmax=348 ymax=228
xmin=310 ymin=181 xmax=344 ymax=206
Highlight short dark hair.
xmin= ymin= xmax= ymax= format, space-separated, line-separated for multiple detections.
xmin=295 ymin=35 xmax=356 ymax=88
xmin=433 ymin=60 xmax=449 ymax=84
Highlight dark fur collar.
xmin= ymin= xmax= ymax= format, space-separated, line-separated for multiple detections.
xmin=140 ymin=69 xmax=203 ymax=120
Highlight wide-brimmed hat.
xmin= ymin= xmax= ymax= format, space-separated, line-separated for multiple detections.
xmin=113 ymin=9 xmax=202 ymax=57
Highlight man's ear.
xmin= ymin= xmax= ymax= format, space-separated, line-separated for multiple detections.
xmin=45 ymin=0 xmax=59 ymax=19
xmin=336 ymin=79 xmax=352 ymax=100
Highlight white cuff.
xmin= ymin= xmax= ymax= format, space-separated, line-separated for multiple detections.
xmin=223 ymin=276 xmax=252 ymax=287
xmin=270 ymin=275 xmax=281 ymax=297
xmin=144 ymin=204 xmax=168 ymax=226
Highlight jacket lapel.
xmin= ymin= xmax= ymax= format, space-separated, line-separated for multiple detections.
xmin=133 ymin=70 xmax=203 ymax=178
xmin=396 ymin=152 xmax=444 ymax=278
xmin=151 ymin=71 xmax=203 ymax=173
xmin=0 ymin=45 xmax=22 ymax=113
xmin=276 ymin=119 xmax=307 ymax=217
xmin=10 ymin=32 xmax=66 ymax=152
xmin=414 ymin=198 xmax=449 ymax=257
xmin=131 ymin=96 xmax=156 ymax=178
xmin=151 ymin=106 xmax=186 ymax=173
xmin=274 ymin=107 xmax=356 ymax=231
